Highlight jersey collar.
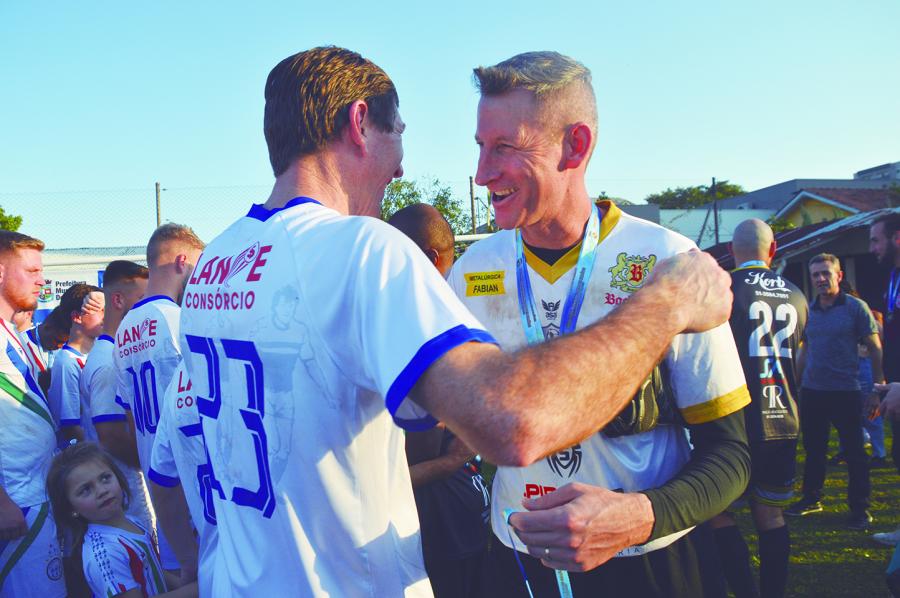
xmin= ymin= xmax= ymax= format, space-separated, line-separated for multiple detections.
xmin=246 ymin=197 xmax=322 ymax=222
xmin=132 ymin=295 xmax=177 ymax=309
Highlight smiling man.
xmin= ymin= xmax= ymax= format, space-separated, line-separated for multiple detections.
xmin=449 ymin=51 xmax=752 ymax=597
xmin=178 ymin=46 xmax=736 ymax=597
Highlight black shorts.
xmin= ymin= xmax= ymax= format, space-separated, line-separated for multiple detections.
xmin=748 ymin=439 xmax=797 ymax=507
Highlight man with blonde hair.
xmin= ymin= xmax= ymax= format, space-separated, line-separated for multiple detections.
xmin=114 ymin=223 xmax=203 ymax=575
xmin=0 ymin=231 xmax=65 ymax=598
xmin=178 ymin=46 xmax=735 ymax=597
xmin=449 ymin=51 xmax=751 ymax=596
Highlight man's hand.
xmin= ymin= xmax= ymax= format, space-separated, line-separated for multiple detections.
xmin=0 ymin=494 xmax=27 ymax=540
xmin=645 ymin=249 xmax=732 ymax=334
xmin=865 ymin=392 xmax=882 ymax=421
xmin=81 ymin=291 xmax=105 ymax=315
xmin=875 ymin=383 xmax=900 ymax=421
xmin=507 ymin=482 xmax=654 ymax=572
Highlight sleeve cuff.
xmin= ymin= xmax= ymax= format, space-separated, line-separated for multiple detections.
xmin=115 ymin=395 xmax=130 ymax=410
xmin=680 ymin=385 xmax=751 ymax=425
xmin=148 ymin=467 xmax=180 ymax=488
xmin=385 ymin=325 xmax=497 ymax=431
xmin=92 ymin=414 xmax=127 ymax=424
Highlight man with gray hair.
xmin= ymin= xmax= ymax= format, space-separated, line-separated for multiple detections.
xmin=449 ymin=51 xmax=751 ymax=596
xmin=786 ymin=253 xmax=882 ymax=530
xmin=709 ymin=219 xmax=807 ymax=598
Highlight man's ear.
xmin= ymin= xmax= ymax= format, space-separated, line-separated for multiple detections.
xmin=0 ymin=263 xmax=6 ymax=284
xmin=174 ymin=253 xmax=189 ymax=274
xmin=346 ymin=100 xmax=369 ymax=155
xmin=892 ymin=230 xmax=900 ymax=249
xmin=424 ymin=248 xmax=440 ymax=269
xmin=112 ymin=291 xmax=126 ymax=311
xmin=561 ymin=123 xmax=592 ymax=170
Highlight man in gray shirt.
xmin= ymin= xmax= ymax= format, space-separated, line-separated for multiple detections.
xmin=786 ymin=253 xmax=883 ymax=530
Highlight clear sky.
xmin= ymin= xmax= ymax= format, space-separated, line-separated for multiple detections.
xmin=1 ymin=0 xmax=898 ymax=247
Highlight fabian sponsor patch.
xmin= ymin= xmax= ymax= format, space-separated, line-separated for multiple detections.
xmin=465 ymin=271 xmax=506 ymax=296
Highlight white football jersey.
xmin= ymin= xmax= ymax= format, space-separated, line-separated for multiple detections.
xmin=113 ymin=296 xmax=182 ymax=477
xmin=449 ymin=201 xmax=750 ymax=556
xmin=82 ymin=518 xmax=166 ymax=597
xmin=0 ymin=319 xmax=56 ymax=508
xmin=48 ymin=344 xmax=86 ymax=433
xmin=149 ymin=362 xmax=216 ymax=591
xmin=179 ymin=198 xmax=493 ymax=597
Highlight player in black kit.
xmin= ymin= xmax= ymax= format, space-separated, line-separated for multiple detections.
xmin=710 ymin=219 xmax=808 ymax=598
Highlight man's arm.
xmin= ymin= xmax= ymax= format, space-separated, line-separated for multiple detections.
xmin=148 ymin=480 xmax=199 ymax=582
xmin=862 ymin=333 xmax=885 ymax=386
xmin=796 ymin=343 xmax=807 ymax=385
xmin=407 ymin=433 xmax=475 ymax=488
xmin=412 ymin=250 xmax=733 ymax=466
xmin=0 ymin=486 xmax=27 ymax=540
xmin=96 ymin=417 xmax=141 ymax=469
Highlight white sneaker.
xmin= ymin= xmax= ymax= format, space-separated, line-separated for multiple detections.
xmin=871 ymin=528 xmax=900 ymax=546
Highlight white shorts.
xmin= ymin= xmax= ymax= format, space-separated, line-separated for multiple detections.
xmin=0 ymin=501 xmax=66 ymax=598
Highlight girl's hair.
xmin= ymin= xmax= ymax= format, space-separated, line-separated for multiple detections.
xmin=46 ymin=441 xmax=132 ymax=538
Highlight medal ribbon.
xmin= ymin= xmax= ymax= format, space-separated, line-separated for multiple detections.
xmin=738 ymin=260 xmax=768 ymax=269
xmin=888 ymin=269 xmax=899 ymax=315
xmin=504 ymin=509 xmax=574 ymax=598
xmin=515 ymin=205 xmax=602 ymax=346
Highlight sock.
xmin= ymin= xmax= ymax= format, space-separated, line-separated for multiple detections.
xmin=759 ymin=525 xmax=790 ymax=598
xmin=713 ymin=525 xmax=759 ymax=598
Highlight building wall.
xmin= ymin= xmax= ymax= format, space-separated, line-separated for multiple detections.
xmin=782 ymin=198 xmax=853 ymax=227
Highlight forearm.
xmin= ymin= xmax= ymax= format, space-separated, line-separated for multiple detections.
xmin=409 ymin=454 xmax=468 ymax=488
xmin=58 ymin=426 xmax=84 ymax=444
xmin=641 ymin=411 xmax=750 ymax=540
xmin=148 ymin=482 xmax=198 ymax=573
xmin=418 ymin=284 xmax=683 ymax=466
xmin=869 ymin=345 xmax=885 ymax=384
xmin=96 ymin=421 xmax=141 ymax=469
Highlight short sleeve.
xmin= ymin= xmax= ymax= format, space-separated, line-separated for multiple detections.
xmin=297 ymin=218 xmax=496 ymax=430
xmin=82 ymin=534 xmax=141 ymax=595
xmin=49 ymin=355 xmax=82 ymax=427
xmin=89 ymin=362 xmax=127 ymax=423
xmin=856 ymin=301 xmax=879 ymax=341
xmin=667 ymin=322 xmax=751 ymax=425
xmin=113 ymin=351 xmax=132 ymax=412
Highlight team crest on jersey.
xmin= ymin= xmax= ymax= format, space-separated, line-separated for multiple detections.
xmin=546 ymin=444 xmax=582 ymax=477
xmin=224 ymin=242 xmax=260 ymax=287
xmin=464 ymin=271 xmax=505 ymax=296
xmin=542 ymin=299 xmax=560 ymax=321
xmin=609 ymin=252 xmax=656 ymax=293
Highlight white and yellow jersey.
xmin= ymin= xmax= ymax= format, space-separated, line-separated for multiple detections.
xmin=449 ymin=201 xmax=749 ymax=556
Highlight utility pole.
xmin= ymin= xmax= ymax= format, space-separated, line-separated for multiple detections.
xmin=711 ymin=177 xmax=719 ymax=246
xmin=469 ymin=176 xmax=477 ymax=234
xmin=155 ymin=182 xmax=162 ymax=227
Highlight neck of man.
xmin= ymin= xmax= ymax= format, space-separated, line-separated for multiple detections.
xmin=66 ymin=326 xmax=94 ymax=354
xmin=145 ymin=269 xmax=182 ymax=305
xmin=265 ymin=153 xmax=353 ymax=216
xmin=520 ymin=195 xmax=594 ymax=250
xmin=101 ymin=309 xmax=125 ymax=339
xmin=0 ymin=299 xmax=19 ymax=324
xmin=818 ymin=290 xmax=839 ymax=307
xmin=733 ymin=251 xmax=770 ymax=268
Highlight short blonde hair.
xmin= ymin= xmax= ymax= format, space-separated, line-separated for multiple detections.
xmin=146 ymin=223 xmax=204 ymax=266
xmin=0 ymin=231 xmax=44 ymax=259
xmin=473 ymin=51 xmax=598 ymax=143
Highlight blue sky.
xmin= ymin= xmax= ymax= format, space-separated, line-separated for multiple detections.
xmin=1 ymin=1 xmax=898 ymax=247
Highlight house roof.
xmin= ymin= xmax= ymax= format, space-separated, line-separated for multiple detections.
xmin=772 ymin=187 xmax=898 ymax=221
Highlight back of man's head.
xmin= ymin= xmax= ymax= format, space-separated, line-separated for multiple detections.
xmin=473 ymin=51 xmax=597 ymax=151
xmin=264 ymin=46 xmax=400 ymax=177
xmin=0 ymin=230 xmax=44 ymax=262
xmin=731 ymin=218 xmax=775 ymax=265
xmin=146 ymin=223 xmax=204 ymax=269
xmin=104 ymin=260 xmax=149 ymax=289
xmin=387 ymin=203 xmax=455 ymax=277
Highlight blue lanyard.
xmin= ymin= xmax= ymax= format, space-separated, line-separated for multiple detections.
xmin=515 ymin=205 xmax=602 ymax=346
xmin=504 ymin=509 xmax=574 ymax=598
xmin=889 ymin=269 xmax=900 ymax=314
xmin=738 ymin=260 xmax=768 ymax=269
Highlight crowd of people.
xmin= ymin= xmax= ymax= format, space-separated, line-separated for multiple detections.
xmin=0 ymin=46 xmax=898 ymax=598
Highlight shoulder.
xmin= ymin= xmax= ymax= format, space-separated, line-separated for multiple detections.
xmin=610 ymin=210 xmax=696 ymax=255
xmin=454 ymin=230 xmax=514 ymax=269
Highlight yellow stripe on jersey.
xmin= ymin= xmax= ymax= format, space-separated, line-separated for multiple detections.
xmin=464 ymin=271 xmax=506 ymax=296
xmin=522 ymin=200 xmax=624 ymax=284
xmin=680 ymin=385 xmax=751 ymax=425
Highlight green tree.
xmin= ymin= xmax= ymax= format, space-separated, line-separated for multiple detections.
xmin=644 ymin=180 xmax=745 ymax=209
xmin=0 ymin=206 xmax=22 ymax=231
xmin=381 ymin=178 xmax=472 ymax=234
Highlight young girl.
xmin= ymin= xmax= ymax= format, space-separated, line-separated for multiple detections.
xmin=47 ymin=442 xmax=198 ymax=598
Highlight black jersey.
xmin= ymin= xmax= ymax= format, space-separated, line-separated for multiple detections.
xmin=729 ymin=266 xmax=808 ymax=442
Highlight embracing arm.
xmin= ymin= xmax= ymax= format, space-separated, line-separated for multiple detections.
xmin=0 ymin=486 xmax=26 ymax=540
xmin=412 ymin=250 xmax=733 ymax=466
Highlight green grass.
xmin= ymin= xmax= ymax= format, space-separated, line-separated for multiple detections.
xmin=733 ymin=427 xmax=900 ymax=597
xmin=480 ymin=428 xmax=900 ymax=597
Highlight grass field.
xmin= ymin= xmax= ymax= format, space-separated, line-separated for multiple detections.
xmin=481 ymin=427 xmax=900 ymax=597
xmin=734 ymin=427 xmax=900 ymax=598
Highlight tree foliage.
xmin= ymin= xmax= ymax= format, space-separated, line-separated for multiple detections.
xmin=644 ymin=180 xmax=745 ymax=209
xmin=0 ymin=206 xmax=22 ymax=231
xmin=381 ymin=178 xmax=472 ymax=234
